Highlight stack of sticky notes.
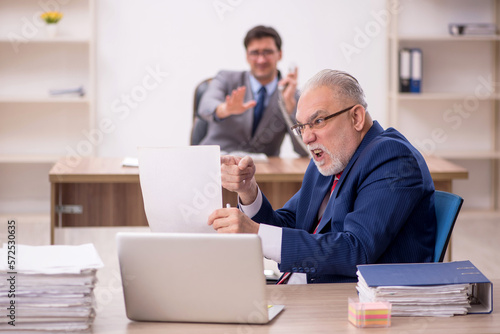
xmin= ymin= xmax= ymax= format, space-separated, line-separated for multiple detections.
xmin=348 ymin=298 xmax=391 ymax=328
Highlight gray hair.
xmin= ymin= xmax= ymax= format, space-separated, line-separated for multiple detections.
xmin=301 ymin=69 xmax=368 ymax=109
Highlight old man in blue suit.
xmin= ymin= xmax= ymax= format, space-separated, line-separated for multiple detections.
xmin=208 ymin=69 xmax=437 ymax=284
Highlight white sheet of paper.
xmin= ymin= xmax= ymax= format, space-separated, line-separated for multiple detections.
xmin=0 ymin=243 xmax=103 ymax=274
xmin=138 ymin=146 xmax=222 ymax=233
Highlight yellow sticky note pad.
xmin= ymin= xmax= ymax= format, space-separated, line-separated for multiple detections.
xmin=348 ymin=298 xmax=391 ymax=328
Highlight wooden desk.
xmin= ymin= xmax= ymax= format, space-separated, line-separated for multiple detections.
xmin=92 ymin=280 xmax=499 ymax=333
xmin=49 ymin=156 xmax=468 ymax=243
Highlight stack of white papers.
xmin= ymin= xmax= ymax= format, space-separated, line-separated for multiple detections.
xmin=357 ymin=274 xmax=471 ymax=316
xmin=0 ymin=244 xmax=103 ymax=332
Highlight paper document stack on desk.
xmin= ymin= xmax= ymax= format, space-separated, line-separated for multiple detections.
xmin=356 ymin=261 xmax=493 ymax=317
xmin=0 ymin=243 xmax=103 ymax=332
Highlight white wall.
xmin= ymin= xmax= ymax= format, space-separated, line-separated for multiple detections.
xmin=96 ymin=0 xmax=388 ymax=158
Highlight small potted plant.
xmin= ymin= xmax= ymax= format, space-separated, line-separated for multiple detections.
xmin=41 ymin=11 xmax=63 ymax=38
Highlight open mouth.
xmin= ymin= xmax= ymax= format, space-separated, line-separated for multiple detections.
xmin=312 ymin=149 xmax=323 ymax=159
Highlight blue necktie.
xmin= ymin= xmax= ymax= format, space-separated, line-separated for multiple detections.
xmin=252 ymin=86 xmax=267 ymax=136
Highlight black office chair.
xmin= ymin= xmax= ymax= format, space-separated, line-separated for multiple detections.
xmin=191 ymin=78 xmax=212 ymax=145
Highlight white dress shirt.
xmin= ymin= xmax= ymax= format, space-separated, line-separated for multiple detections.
xmin=239 ymin=180 xmax=335 ymax=285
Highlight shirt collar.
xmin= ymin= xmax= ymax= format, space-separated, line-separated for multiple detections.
xmin=249 ymin=73 xmax=278 ymax=97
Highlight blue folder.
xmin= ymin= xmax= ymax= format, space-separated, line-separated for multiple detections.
xmin=357 ymin=260 xmax=493 ymax=314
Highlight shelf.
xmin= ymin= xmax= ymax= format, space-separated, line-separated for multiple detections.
xmin=0 ymin=213 xmax=49 ymax=222
xmin=0 ymin=38 xmax=90 ymax=44
xmin=389 ymin=0 xmax=500 ymax=214
xmin=434 ymin=151 xmax=500 ymax=160
xmin=0 ymin=95 xmax=89 ymax=103
xmin=389 ymin=92 xmax=500 ymax=101
xmin=390 ymin=35 xmax=500 ymax=42
xmin=0 ymin=213 xmax=51 ymax=246
xmin=0 ymin=155 xmax=61 ymax=164
xmin=0 ymin=0 xmax=95 ymax=225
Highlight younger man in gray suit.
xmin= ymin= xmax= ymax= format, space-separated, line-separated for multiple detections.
xmin=198 ymin=25 xmax=307 ymax=157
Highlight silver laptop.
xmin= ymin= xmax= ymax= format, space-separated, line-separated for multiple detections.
xmin=116 ymin=232 xmax=284 ymax=324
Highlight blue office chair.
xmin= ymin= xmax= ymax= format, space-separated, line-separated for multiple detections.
xmin=433 ymin=190 xmax=464 ymax=262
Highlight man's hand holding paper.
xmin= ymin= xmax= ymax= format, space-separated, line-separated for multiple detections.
xmin=208 ymin=206 xmax=259 ymax=234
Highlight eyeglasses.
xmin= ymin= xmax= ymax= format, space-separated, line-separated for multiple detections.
xmin=247 ymin=49 xmax=277 ymax=59
xmin=291 ymin=105 xmax=356 ymax=136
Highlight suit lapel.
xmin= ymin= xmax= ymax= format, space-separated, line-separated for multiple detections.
xmin=250 ymin=83 xmax=283 ymax=140
xmin=303 ymin=172 xmax=333 ymax=233
xmin=331 ymin=121 xmax=384 ymax=201
xmin=242 ymin=72 xmax=254 ymax=140
xmin=314 ymin=121 xmax=385 ymax=234
xmin=256 ymin=89 xmax=280 ymax=130
xmin=314 ymin=175 xmax=339 ymax=234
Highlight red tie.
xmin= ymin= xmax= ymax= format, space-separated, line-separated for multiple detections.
xmin=277 ymin=172 xmax=342 ymax=285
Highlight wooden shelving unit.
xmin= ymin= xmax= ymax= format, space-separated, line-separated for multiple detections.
xmin=0 ymin=0 xmax=95 ymax=219
xmin=387 ymin=0 xmax=500 ymax=213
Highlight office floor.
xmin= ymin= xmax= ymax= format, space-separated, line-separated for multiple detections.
xmin=1 ymin=215 xmax=499 ymax=288
xmin=450 ymin=216 xmax=500 ymax=280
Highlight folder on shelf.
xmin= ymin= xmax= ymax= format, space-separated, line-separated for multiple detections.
xmin=410 ymin=48 xmax=422 ymax=93
xmin=356 ymin=260 xmax=492 ymax=316
xmin=398 ymin=48 xmax=411 ymax=92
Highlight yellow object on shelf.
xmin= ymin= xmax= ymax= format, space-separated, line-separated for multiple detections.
xmin=41 ymin=11 xmax=63 ymax=24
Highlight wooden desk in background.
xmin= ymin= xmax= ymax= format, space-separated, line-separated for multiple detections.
xmin=92 ymin=281 xmax=499 ymax=333
xmin=48 ymin=156 xmax=468 ymax=244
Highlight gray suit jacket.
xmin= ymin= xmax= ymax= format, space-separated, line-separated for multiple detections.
xmin=198 ymin=70 xmax=308 ymax=157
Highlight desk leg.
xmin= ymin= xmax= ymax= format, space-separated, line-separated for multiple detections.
xmin=50 ymin=182 xmax=57 ymax=245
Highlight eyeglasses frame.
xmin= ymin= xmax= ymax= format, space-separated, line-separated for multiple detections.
xmin=247 ymin=49 xmax=278 ymax=59
xmin=291 ymin=105 xmax=357 ymax=136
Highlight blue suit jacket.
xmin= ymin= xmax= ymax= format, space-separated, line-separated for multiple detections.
xmin=253 ymin=121 xmax=437 ymax=283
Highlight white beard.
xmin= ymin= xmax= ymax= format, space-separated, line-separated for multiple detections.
xmin=308 ymin=143 xmax=348 ymax=176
